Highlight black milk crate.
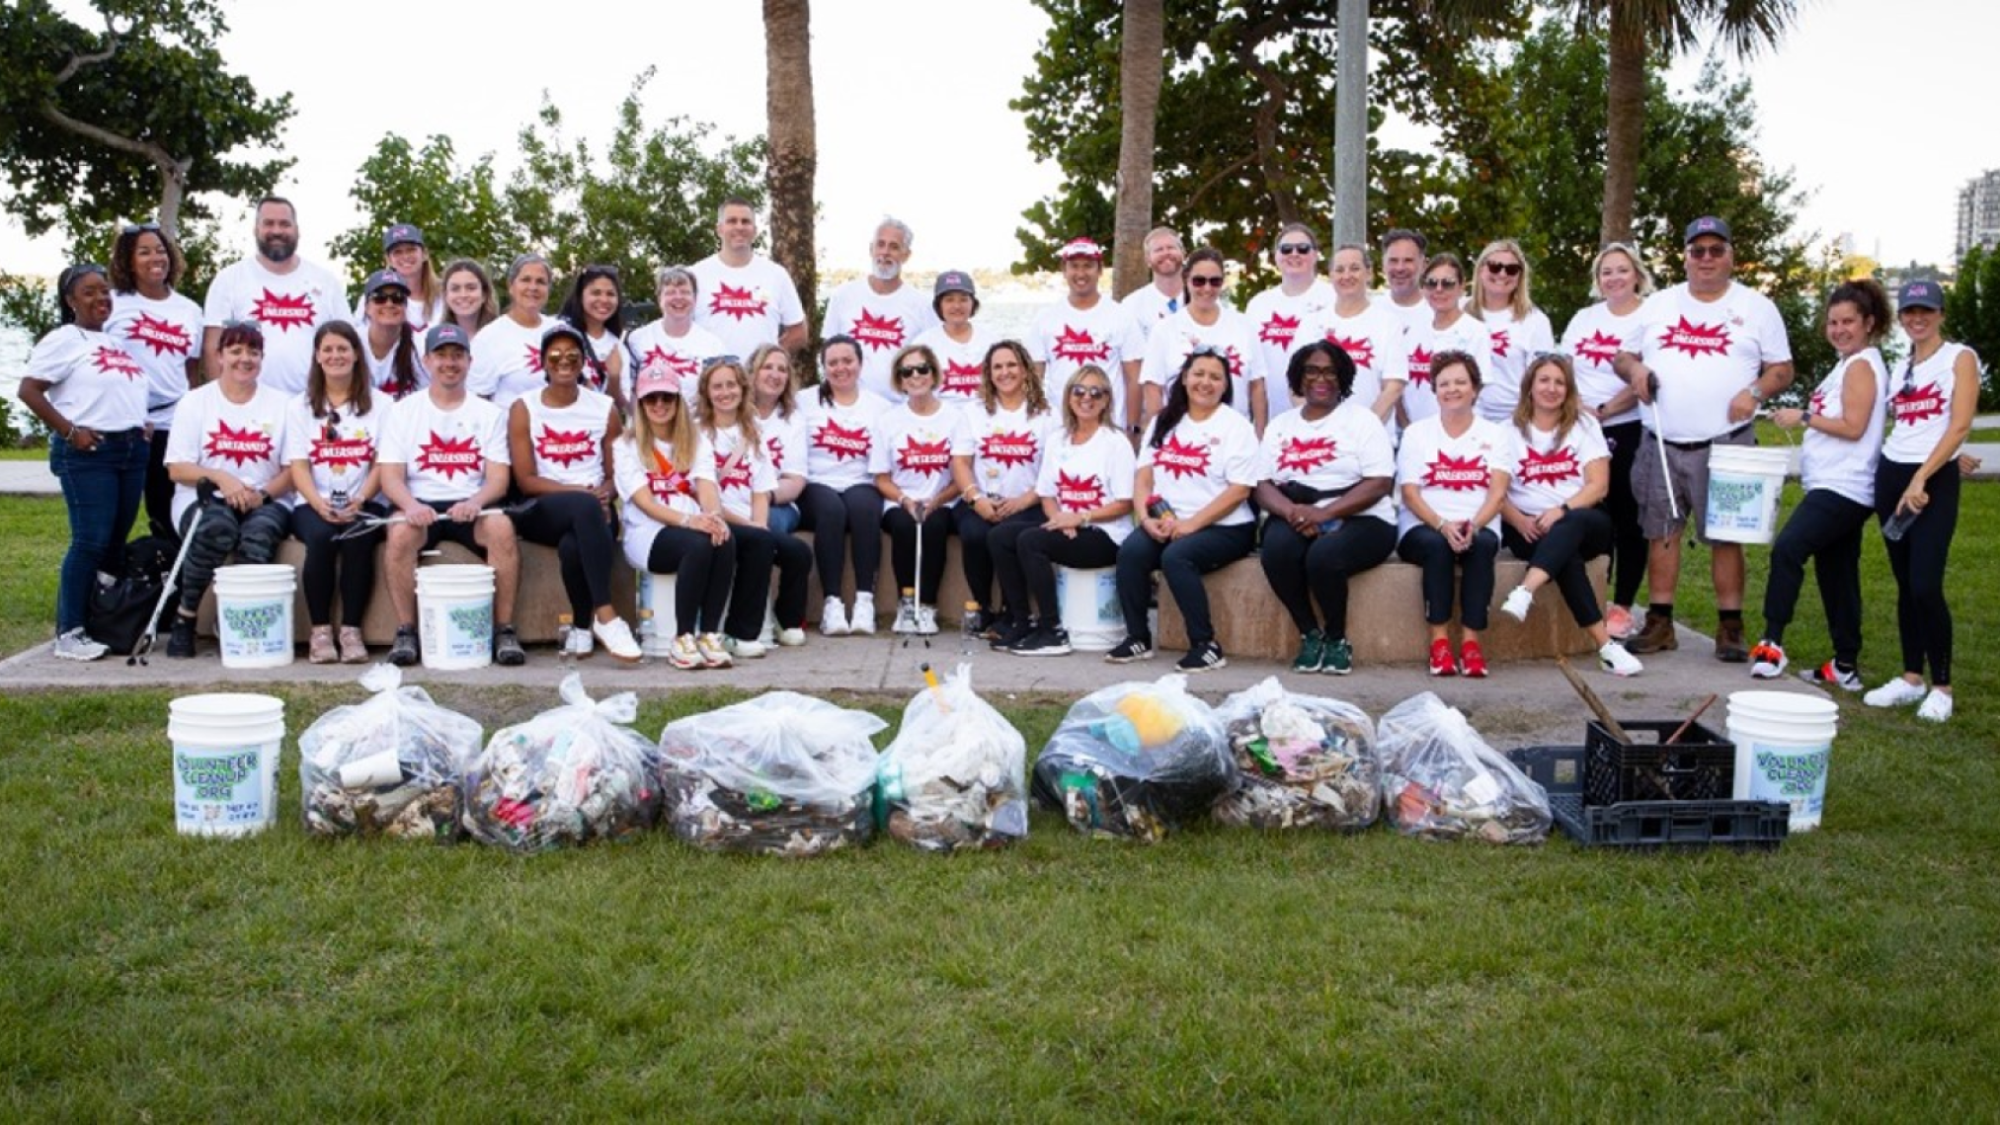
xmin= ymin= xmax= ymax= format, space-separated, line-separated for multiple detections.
xmin=1507 ymin=746 xmax=1787 ymax=851
xmin=1584 ymin=719 xmax=1734 ymax=805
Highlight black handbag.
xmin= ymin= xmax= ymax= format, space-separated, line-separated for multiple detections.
xmin=85 ymin=536 xmax=178 ymax=655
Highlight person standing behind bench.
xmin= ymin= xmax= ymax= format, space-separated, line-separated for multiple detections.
xmin=376 ymin=324 xmax=525 ymax=668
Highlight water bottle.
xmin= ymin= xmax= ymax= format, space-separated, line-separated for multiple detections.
xmin=1145 ymin=494 xmax=1176 ymax=520
xmin=961 ymin=600 xmax=981 ymax=654
xmin=555 ymin=613 xmax=575 ymax=671
xmin=1882 ymin=504 xmax=1919 ymax=542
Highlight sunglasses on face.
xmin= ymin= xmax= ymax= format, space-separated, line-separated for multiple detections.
xmin=1187 ymin=275 xmax=1225 ymax=289
xmin=1686 ymin=244 xmax=1729 ymax=260
xmin=897 ymin=363 xmax=935 ymax=378
xmin=1484 ymin=261 xmax=1522 ymax=276
xmin=1277 ymin=242 xmax=1315 ymax=256
xmin=545 ymin=351 xmax=585 ymax=367
xmin=1069 ymin=385 xmax=1109 ymax=400
xmin=1422 ymin=276 xmax=1461 ymax=290
xmin=369 ymin=291 xmax=408 ymax=305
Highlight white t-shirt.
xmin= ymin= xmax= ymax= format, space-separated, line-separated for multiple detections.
xmin=623 ymin=320 xmax=727 ymax=389
xmin=107 ymin=290 xmax=203 ymax=426
xmin=1471 ymin=305 xmax=1555 ymax=423
xmin=362 ymin=332 xmax=428 ymax=402
xmin=1027 ymin=297 xmax=1146 ymax=423
xmin=1506 ymin=414 xmax=1610 ymax=519
xmin=755 ymin=405 xmax=809 ymax=484
xmin=1383 ymin=298 xmax=1431 ymax=339
xmin=378 ymin=391 xmax=509 ymax=504
xmin=1119 ymin=282 xmax=1185 ymax=340
xmin=1559 ymin=301 xmax=1645 ymax=427
xmin=1800 ymin=347 xmax=1888 ymax=506
xmin=1138 ymin=307 xmax=1268 ymax=423
xmin=26 ymin=325 xmax=148 ymax=433
xmin=911 ymin=323 xmax=996 ymax=404
xmin=1634 ymin=281 xmax=1792 ymax=443
xmin=1137 ymin=408 xmax=1259 ymax=527
xmin=1036 ymin=424 xmax=1138 ymax=545
xmin=690 ymin=254 xmax=805 ymax=359
xmin=1307 ymin=301 xmax=1409 ymax=420
xmin=1884 ymin=342 xmax=1974 ymax=465
xmin=1243 ymin=280 xmax=1333 ymax=417
xmin=282 ymin=393 xmax=383 ymax=503
xmin=1402 ymin=314 xmax=1497 ymax=425
xmin=615 ymin=433 xmax=717 ymax=567
xmin=1395 ymin=415 xmax=1516 ymax=537
xmin=959 ymin=401 xmax=1057 ymax=501
xmin=1256 ymin=402 xmax=1397 ymax=524
xmin=870 ymin=402 xmax=970 ymax=511
xmin=202 ymin=257 xmax=347 ymax=397
xmin=707 ymin=422 xmax=777 ymax=522
xmin=517 ymin=386 xmax=616 ymax=489
xmin=824 ymin=279 xmax=940 ymax=400
xmin=799 ymin=388 xmax=892 ymax=490
xmin=164 ymin=381 xmax=292 ymax=525
xmin=466 ymin=315 xmax=551 ymax=410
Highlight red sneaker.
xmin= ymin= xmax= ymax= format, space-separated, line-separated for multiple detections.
xmin=1458 ymin=639 xmax=1489 ymax=678
xmin=1428 ymin=637 xmax=1456 ymax=677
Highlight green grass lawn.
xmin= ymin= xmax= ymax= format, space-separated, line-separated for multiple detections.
xmin=1 ymin=489 xmax=1996 ymax=1116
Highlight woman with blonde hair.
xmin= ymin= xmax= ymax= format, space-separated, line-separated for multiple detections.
xmin=698 ymin=357 xmax=811 ymax=653
xmin=1467 ymin=238 xmax=1554 ymax=423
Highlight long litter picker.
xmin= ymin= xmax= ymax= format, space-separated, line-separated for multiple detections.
xmin=131 ymin=481 xmax=217 ymax=665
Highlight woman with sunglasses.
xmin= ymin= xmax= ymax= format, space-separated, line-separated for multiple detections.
xmin=358 ymin=269 xmax=426 ymax=401
xmin=351 ymin=224 xmax=444 ymax=333
xmin=615 ymin=363 xmax=735 ymax=670
xmin=1467 ymin=239 xmax=1554 ymax=422
xmin=555 ymin=264 xmax=626 ymax=398
xmin=1400 ymin=254 xmax=1495 ymax=427
xmin=912 ymin=270 xmax=995 ymax=405
xmin=746 ymin=343 xmax=808 ymax=537
xmin=698 ymin=357 xmax=811 ymax=654
xmin=624 ymin=267 xmax=726 ymax=412
xmin=104 ymin=223 xmax=203 ymax=540
xmin=18 ymin=263 xmax=149 ymax=660
xmin=285 ymin=321 xmax=384 ymax=664
xmin=1861 ymin=281 xmax=1978 ymax=722
xmin=988 ymin=365 xmax=1135 ymax=655
xmin=1109 ymin=348 xmax=1258 ymax=671
xmin=1255 ymin=341 xmax=1397 ymax=675
xmin=507 ymin=322 xmax=642 ymax=663
xmin=872 ymin=343 xmax=966 ymax=635
xmin=468 ymin=253 xmax=555 ymax=409
xmin=951 ymin=340 xmax=1055 ymax=642
xmin=439 ymin=259 xmax=500 ymax=338
xmin=1138 ymin=247 xmax=1268 ymax=434
xmin=799 ymin=335 xmax=891 ymax=635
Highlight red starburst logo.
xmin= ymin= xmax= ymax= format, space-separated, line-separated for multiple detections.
xmin=92 ymin=346 xmax=144 ymax=380
xmin=1491 ymin=329 xmax=1511 ymax=358
xmin=979 ymin=430 xmax=1037 ymax=469
xmin=851 ymin=309 xmax=906 ymax=352
xmin=941 ymin=360 xmax=983 ymax=397
xmin=1423 ymin=451 xmax=1490 ymax=491
xmin=534 ymin=425 xmax=596 ymax=467
xmin=311 ymin=436 xmax=374 ymax=470
xmin=1055 ymin=470 xmax=1105 ymax=511
xmin=896 ymin=436 xmax=952 ymax=474
xmin=1808 ymin=388 xmax=1828 ymax=416
xmin=811 ymin=418 xmax=871 ymax=462
xmin=250 ymin=289 xmax=315 ymax=331
xmin=202 ymin=420 xmax=275 ymax=467
xmin=1327 ymin=334 xmax=1374 ymax=370
xmin=709 ymin=284 xmax=768 ymax=321
xmin=1276 ymin=435 xmax=1338 ymax=474
xmin=648 ymin=469 xmax=693 ymax=500
xmin=1051 ymin=325 xmax=1111 ymax=364
xmin=716 ymin=453 xmax=756 ymax=494
xmin=123 ymin=314 xmax=191 ymax=357
xmin=1516 ymin=445 xmax=1580 ymax=486
xmin=1574 ymin=330 xmax=1622 ymax=367
xmin=1153 ymin=433 xmax=1213 ymax=480
xmin=1408 ymin=345 xmax=1435 ymax=386
xmin=765 ymin=434 xmax=787 ymax=473
xmin=636 ymin=346 xmax=700 ymax=382
xmin=1259 ymin=312 xmax=1301 ymax=348
xmin=519 ymin=344 xmax=545 ymax=375
xmin=1892 ymin=384 xmax=1945 ymax=425
xmin=415 ymin=432 xmax=482 ymax=479
xmin=1659 ymin=316 xmax=1731 ymax=359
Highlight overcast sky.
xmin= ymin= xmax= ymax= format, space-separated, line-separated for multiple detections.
xmin=2 ymin=0 xmax=1988 ymax=276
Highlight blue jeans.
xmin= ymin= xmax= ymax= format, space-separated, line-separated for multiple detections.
xmin=51 ymin=432 xmax=148 ymax=633
xmin=767 ymin=502 xmax=801 ymax=536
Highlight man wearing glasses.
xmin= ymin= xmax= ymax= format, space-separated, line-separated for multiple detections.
xmin=1613 ymin=216 xmax=1794 ymax=662
xmin=202 ymin=196 xmax=344 ymax=397
xmin=1244 ymin=223 xmax=1334 ymax=416
xmin=822 ymin=217 xmax=939 ymax=400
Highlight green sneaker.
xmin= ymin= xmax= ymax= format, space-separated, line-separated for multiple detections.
xmin=1322 ymin=637 xmax=1354 ymax=675
xmin=1291 ymin=629 xmax=1326 ymax=673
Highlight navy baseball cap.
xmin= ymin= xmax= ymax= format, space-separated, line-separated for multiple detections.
xmin=1898 ymin=279 xmax=1944 ymax=311
xmin=1684 ymin=216 xmax=1732 ymax=244
xmin=425 ymin=323 xmax=470 ymax=351
xmin=539 ymin=321 xmax=589 ymax=359
xmin=364 ymin=268 xmax=410 ymax=297
xmin=382 ymin=223 xmax=425 ymax=252
xmin=933 ymin=269 xmax=979 ymax=316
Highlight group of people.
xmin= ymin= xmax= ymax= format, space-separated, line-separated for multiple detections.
xmin=19 ymin=198 xmax=1975 ymax=719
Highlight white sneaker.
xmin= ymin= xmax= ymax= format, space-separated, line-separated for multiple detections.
xmin=1500 ymin=586 xmax=1532 ymax=624
xmin=567 ymin=627 xmax=595 ymax=659
xmin=851 ymin=593 xmax=877 ymax=634
xmin=53 ymin=628 xmax=108 ymax=662
xmin=777 ymin=626 xmax=807 ymax=647
xmin=1917 ymin=689 xmax=1954 ymax=723
xmin=915 ymin=604 xmax=939 ymax=635
xmin=666 ymin=634 xmax=703 ymax=670
xmin=1598 ymin=641 xmax=1643 ymax=677
xmin=1864 ymin=677 xmax=1927 ymax=708
xmin=892 ymin=595 xmax=919 ymax=634
xmin=820 ymin=597 xmax=850 ymax=636
xmin=723 ymin=635 xmax=766 ymax=659
xmin=695 ymin=632 xmax=733 ymax=668
xmin=591 ymin=615 xmax=642 ymax=663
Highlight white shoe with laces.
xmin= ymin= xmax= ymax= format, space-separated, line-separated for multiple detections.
xmin=591 ymin=615 xmax=642 ymax=663
xmin=1917 ymin=689 xmax=1954 ymax=723
xmin=777 ymin=626 xmax=807 ymax=647
xmin=53 ymin=628 xmax=108 ymax=662
xmin=1863 ymin=677 xmax=1927 ymax=708
xmin=820 ymin=597 xmax=850 ymax=636
xmin=1500 ymin=586 xmax=1533 ymax=624
xmin=1598 ymin=641 xmax=1643 ymax=677
xmin=695 ymin=632 xmax=733 ymax=668
xmin=723 ymin=635 xmax=766 ymax=659
xmin=851 ymin=592 xmax=877 ymax=634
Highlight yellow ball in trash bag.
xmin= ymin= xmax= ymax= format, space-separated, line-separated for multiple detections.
xmin=1116 ymin=692 xmax=1184 ymax=747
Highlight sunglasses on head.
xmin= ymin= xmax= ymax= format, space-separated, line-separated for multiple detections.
xmin=121 ymin=222 xmax=163 ymax=236
xmin=1484 ymin=260 xmax=1522 ymax=276
xmin=897 ymin=362 xmax=935 ymax=377
xmin=1187 ymin=275 xmax=1225 ymax=289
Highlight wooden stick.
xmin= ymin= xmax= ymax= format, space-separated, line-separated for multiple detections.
xmin=1555 ymin=654 xmax=1633 ymax=743
xmin=1664 ymin=694 xmax=1719 ymax=745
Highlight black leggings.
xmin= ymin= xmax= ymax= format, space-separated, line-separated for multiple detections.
xmin=1260 ymin=516 xmax=1397 ymax=639
xmin=1397 ymin=524 xmax=1499 ymax=630
xmin=1877 ymin=459 xmax=1958 ymax=686
xmin=883 ymin=504 xmax=954 ymax=603
xmin=177 ymin=500 xmax=291 ymax=614
xmin=146 ymin=428 xmax=177 ymax=540
xmin=291 ymin=506 xmax=381 ymax=628
xmin=512 ymin=490 xmax=617 ymax=623
xmin=1761 ymin=488 xmax=1870 ymax=662
xmin=1501 ymin=506 xmax=1613 ymax=629
xmin=799 ymin=482 xmax=882 ymax=598
xmin=952 ymin=503 xmax=1043 ymax=614
xmin=1115 ymin=522 xmax=1257 ymax=646
xmin=992 ymin=522 xmax=1120 ymax=625
xmin=645 ymin=525 xmax=736 ymax=634
xmin=727 ymin=523 xmax=813 ymax=637
xmin=1600 ymin=419 xmax=1646 ymax=606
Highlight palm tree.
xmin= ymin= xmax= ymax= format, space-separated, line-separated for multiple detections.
xmin=1112 ymin=0 xmax=1165 ymax=299
xmin=764 ymin=0 xmax=817 ymax=341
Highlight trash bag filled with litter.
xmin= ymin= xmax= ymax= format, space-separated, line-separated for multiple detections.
xmin=300 ymin=664 xmax=483 ymax=841
xmin=657 ymin=691 xmax=886 ymax=857
xmin=1211 ymin=676 xmax=1378 ymax=831
xmin=876 ymin=665 xmax=1029 ymax=852
xmin=461 ymin=673 xmax=662 ymax=853
xmin=1031 ymin=674 xmax=1237 ymax=842
xmin=1374 ymin=691 xmax=1550 ymax=844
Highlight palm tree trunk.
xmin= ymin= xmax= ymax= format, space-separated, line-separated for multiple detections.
xmin=1599 ymin=2 xmax=1645 ymax=247
xmin=1113 ymin=0 xmax=1164 ymax=300
xmin=764 ymin=0 xmax=818 ymax=341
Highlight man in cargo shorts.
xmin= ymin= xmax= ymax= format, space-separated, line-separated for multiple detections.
xmin=1612 ymin=217 xmax=1793 ymax=661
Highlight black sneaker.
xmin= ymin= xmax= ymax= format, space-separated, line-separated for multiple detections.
xmin=166 ymin=615 xmax=197 ymax=659
xmin=1011 ymin=626 xmax=1073 ymax=657
xmin=493 ymin=625 xmax=526 ymax=667
xmin=989 ymin=617 xmax=1034 ymax=651
xmin=1104 ymin=636 xmax=1154 ymax=663
xmin=979 ymin=612 xmax=1014 ymax=643
xmin=387 ymin=625 xmax=420 ymax=668
xmin=1176 ymin=640 xmax=1227 ymax=673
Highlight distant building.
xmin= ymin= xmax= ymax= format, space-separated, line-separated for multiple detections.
xmin=1956 ymin=170 xmax=2000 ymax=262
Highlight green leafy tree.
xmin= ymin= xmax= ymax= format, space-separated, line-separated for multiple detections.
xmin=1943 ymin=246 xmax=2000 ymax=408
xmin=330 ymin=136 xmax=519 ymax=290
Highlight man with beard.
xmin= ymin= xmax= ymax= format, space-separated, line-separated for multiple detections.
xmin=1378 ymin=228 xmax=1431 ymax=337
xmin=1119 ymin=226 xmax=1189 ymax=339
xmin=1028 ymin=237 xmax=1146 ymax=437
xmin=822 ymin=217 xmax=939 ymax=400
xmin=201 ymin=196 xmax=346 ymax=396
xmin=691 ymin=197 xmax=809 ymax=359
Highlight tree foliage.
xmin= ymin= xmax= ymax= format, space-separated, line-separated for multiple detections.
xmin=329 ymin=136 xmax=516 ymax=290
xmin=1944 ymin=246 xmax=2000 ymax=409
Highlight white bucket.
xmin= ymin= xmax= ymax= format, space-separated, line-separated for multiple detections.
xmin=169 ymin=693 xmax=285 ymax=838
xmin=1055 ymin=566 xmax=1123 ymax=652
xmin=1705 ymin=445 xmax=1790 ymax=545
xmin=213 ymin=563 xmax=296 ymax=669
xmin=1728 ymin=690 xmax=1839 ymax=832
xmin=416 ymin=564 xmax=495 ymax=671
xmin=641 ymin=572 xmax=681 ymax=657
